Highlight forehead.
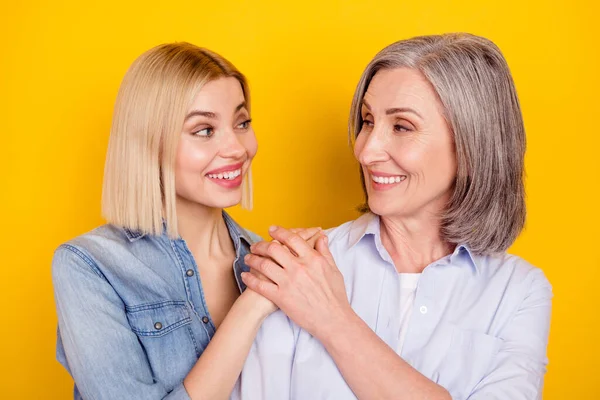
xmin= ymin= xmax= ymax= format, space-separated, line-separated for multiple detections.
xmin=189 ymin=77 xmax=245 ymax=110
xmin=363 ymin=68 xmax=442 ymax=114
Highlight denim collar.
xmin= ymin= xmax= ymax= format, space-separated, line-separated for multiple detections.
xmin=122 ymin=211 xmax=253 ymax=291
xmin=122 ymin=211 xmax=252 ymax=249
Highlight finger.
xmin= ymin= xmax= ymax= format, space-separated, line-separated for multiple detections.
xmin=315 ymin=235 xmax=336 ymax=266
xmin=241 ymin=272 xmax=278 ymax=300
xmin=251 ymin=240 xmax=286 ymax=257
xmin=251 ymin=240 xmax=298 ymax=270
xmin=249 ymin=268 xmax=269 ymax=280
xmin=305 ymin=231 xmax=325 ymax=249
xmin=295 ymin=227 xmax=322 ymax=241
xmin=268 ymin=226 xmax=314 ymax=258
xmin=245 ymin=254 xmax=287 ymax=285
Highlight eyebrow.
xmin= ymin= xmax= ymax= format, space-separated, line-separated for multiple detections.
xmin=361 ymin=99 xmax=423 ymax=119
xmin=184 ymin=102 xmax=247 ymax=121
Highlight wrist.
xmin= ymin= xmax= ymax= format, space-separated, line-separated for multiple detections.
xmin=236 ymin=289 xmax=273 ymax=321
xmin=314 ymin=305 xmax=360 ymax=347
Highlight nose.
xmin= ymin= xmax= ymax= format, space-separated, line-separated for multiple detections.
xmin=356 ymin=125 xmax=390 ymax=166
xmin=219 ymin=130 xmax=246 ymax=160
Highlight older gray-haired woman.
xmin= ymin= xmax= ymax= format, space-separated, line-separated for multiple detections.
xmin=236 ymin=33 xmax=552 ymax=400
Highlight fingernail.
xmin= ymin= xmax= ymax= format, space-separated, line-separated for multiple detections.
xmin=269 ymin=225 xmax=278 ymax=233
xmin=244 ymin=254 xmax=250 ymax=261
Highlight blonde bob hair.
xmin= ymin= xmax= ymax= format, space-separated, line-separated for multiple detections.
xmin=102 ymin=42 xmax=252 ymax=238
xmin=349 ymin=33 xmax=526 ymax=255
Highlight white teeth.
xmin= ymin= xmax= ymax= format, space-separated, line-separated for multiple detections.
xmin=208 ymin=169 xmax=242 ymax=180
xmin=372 ymin=175 xmax=406 ymax=184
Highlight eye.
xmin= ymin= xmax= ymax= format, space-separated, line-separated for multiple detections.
xmin=393 ymin=118 xmax=415 ymax=133
xmin=361 ymin=119 xmax=374 ymax=127
xmin=192 ymin=127 xmax=214 ymax=137
xmin=237 ymin=119 xmax=252 ymax=130
xmin=394 ymin=124 xmax=411 ymax=133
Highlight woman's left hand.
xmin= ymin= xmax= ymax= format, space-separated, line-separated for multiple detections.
xmin=242 ymin=226 xmax=353 ymax=338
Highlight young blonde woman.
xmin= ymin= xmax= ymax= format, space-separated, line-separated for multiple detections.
xmin=52 ymin=43 xmax=318 ymax=400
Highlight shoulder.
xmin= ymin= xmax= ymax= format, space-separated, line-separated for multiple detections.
xmin=52 ymin=224 xmax=136 ymax=280
xmin=473 ymin=252 xmax=552 ymax=299
xmin=324 ymin=213 xmax=372 ymax=246
xmin=324 ymin=221 xmax=354 ymax=243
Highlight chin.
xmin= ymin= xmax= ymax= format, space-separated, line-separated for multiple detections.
xmin=367 ymin=196 xmax=409 ymax=218
xmin=207 ymin=197 xmax=242 ymax=209
xmin=367 ymin=198 xmax=394 ymax=217
xmin=181 ymin=192 xmax=242 ymax=210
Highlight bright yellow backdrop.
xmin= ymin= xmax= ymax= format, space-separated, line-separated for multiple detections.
xmin=1 ymin=0 xmax=598 ymax=398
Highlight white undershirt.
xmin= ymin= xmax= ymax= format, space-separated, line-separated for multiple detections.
xmin=396 ymin=273 xmax=421 ymax=353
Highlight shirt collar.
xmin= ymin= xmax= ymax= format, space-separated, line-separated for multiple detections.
xmin=449 ymin=243 xmax=479 ymax=273
xmin=348 ymin=212 xmax=380 ymax=248
xmin=222 ymin=210 xmax=254 ymax=249
xmin=123 ymin=227 xmax=147 ymax=242
xmin=348 ymin=212 xmax=479 ymax=273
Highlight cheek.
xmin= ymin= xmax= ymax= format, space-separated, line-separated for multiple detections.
xmin=392 ymin=135 xmax=456 ymax=179
xmin=353 ymin=134 xmax=366 ymax=161
xmin=176 ymin=140 xmax=213 ymax=176
xmin=414 ymin=139 xmax=457 ymax=187
xmin=430 ymin=136 xmax=457 ymax=182
xmin=242 ymin=131 xmax=258 ymax=159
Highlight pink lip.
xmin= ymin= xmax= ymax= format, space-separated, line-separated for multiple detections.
xmin=206 ymin=162 xmax=244 ymax=175
xmin=369 ymin=170 xmax=404 ymax=177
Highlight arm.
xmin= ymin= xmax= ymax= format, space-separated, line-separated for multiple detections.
xmin=317 ymin=308 xmax=450 ymax=400
xmin=183 ymin=290 xmax=272 ymax=399
xmin=466 ymin=268 xmax=552 ymax=400
xmin=242 ymin=227 xmax=450 ymax=400
xmin=53 ymin=245 xmax=273 ymax=400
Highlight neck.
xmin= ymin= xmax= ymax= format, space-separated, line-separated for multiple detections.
xmin=379 ymin=211 xmax=453 ymax=273
xmin=175 ymin=196 xmax=233 ymax=260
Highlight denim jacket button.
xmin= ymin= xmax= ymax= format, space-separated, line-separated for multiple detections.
xmin=186 ymin=269 xmax=194 ymax=277
xmin=154 ymin=322 xmax=163 ymax=330
xmin=202 ymin=316 xmax=209 ymax=324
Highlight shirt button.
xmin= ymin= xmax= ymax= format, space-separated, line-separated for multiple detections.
xmin=154 ymin=322 xmax=163 ymax=330
xmin=419 ymin=306 xmax=428 ymax=314
xmin=202 ymin=316 xmax=209 ymax=324
xmin=186 ymin=269 xmax=195 ymax=277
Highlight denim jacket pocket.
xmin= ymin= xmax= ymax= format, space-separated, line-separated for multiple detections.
xmin=126 ymin=301 xmax=192 ymax=337
xmin=125 ymin=300 xmax=199 ymax=390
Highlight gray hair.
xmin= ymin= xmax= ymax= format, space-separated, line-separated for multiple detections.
xmin=349 ymin=33 xmax=526 ymax=255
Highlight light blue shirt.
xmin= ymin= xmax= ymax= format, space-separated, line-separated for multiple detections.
xmin=233 ymin=212 xmax=552 ymax=400
xmin=52 ymin=212 xmax=260 ymax=400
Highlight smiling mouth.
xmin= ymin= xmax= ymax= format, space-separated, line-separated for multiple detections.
xmin=206 ymin=168 xmax=242 ymax=181
xmin=371 ymin=175 xmax=407 ymax=184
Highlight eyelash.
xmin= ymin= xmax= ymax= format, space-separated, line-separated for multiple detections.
xmin=238 ymin=119 xmax=252 ymax=130
xmin=193 ymin=127 xmax=214 ymax=137
xmin=360 ymin=119 xmax=412 ymax=133
xmin=394 ymin=124 xmax=410 ymax=133
xmin=191 ymin=119 xmax=252 ymax=137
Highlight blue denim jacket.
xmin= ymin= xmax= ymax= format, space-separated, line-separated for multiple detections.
xmin=52 ymin=212 xmax=260 ymax=400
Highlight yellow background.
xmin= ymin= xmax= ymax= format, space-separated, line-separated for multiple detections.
xmin=1 ymin=0 xmax=598 ymax=398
